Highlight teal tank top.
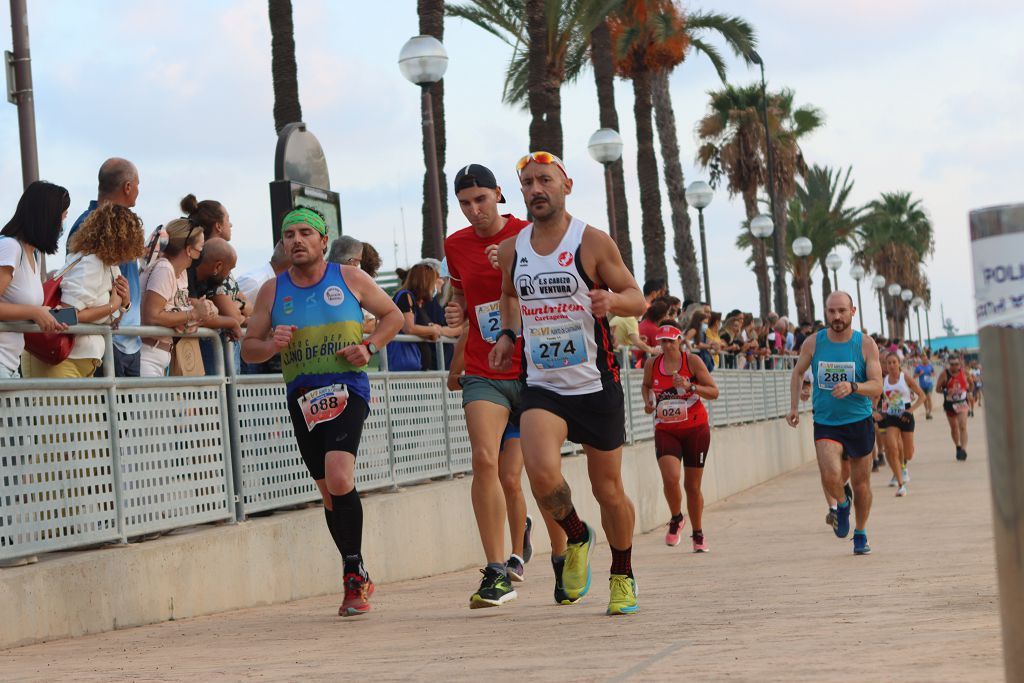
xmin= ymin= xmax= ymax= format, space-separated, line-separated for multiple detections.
xmin=810 ymin=329 xmax=872 ymax=426
xmin=270 ymin=263 xmax=370 ymax=402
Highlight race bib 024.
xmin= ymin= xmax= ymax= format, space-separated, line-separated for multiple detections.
xmin=298 ymin=384 xmax=349 ymax=431
xmin=656 ymin=399 xmax=688 ymax=424
xmin=475 ymin=300 xmax=502 ymax=344
xmin=817 ymin=361 xmax=855 ymax=391
xmin=527 ymin=319 xmax=589 ymax=370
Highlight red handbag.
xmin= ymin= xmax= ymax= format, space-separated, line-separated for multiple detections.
xmin=24 ymin=255 xmax=84 ymax=364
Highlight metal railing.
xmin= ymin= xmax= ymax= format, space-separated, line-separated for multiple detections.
xmin=0 ymin=323 xmax=808 ymax=562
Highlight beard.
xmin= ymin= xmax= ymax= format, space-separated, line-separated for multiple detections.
xmin=830 ymin=318 xmax=850 ymax=332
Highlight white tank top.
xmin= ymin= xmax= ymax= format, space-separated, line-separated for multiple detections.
xmin=513 ymin=217 xmax=618 ymax=395
xmin=882 ymin=372 xmax=913 ymax=416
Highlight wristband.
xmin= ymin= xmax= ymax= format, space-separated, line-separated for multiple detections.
xmin=497 ymin=328 xmax=516 ymax=344
xmin=850 ymin=381 xmax=859 ymax=394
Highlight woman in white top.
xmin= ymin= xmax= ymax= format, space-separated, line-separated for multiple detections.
xmin=0 ymin=181 xmax=70 ymax=378
xmin=873 ymin=352 xmax=925 ymax=496
xmin=139 ymin=218 xmax=214 ymax=376
xmin=21 ymin=204 xmax=144 ymax=378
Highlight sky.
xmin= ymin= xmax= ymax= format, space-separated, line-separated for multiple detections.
xmin=2 ymin=0 xmax=1022 ymax=336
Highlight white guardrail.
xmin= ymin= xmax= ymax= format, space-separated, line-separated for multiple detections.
xmin=0 ymin=322 xmax=807 ymax=562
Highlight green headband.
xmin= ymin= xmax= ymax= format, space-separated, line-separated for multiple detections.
xmin=282 ymin=207 xmax=327 ymax=235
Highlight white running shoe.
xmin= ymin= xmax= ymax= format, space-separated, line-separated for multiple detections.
xmin=902 ymin=468 xmax=910 ymax=483
xmin=896 ymin=484 xmax=908 ymax=497
xmin=889 ymin=476 xmax=897 ymax=487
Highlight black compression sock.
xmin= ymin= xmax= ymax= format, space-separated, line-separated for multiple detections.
xmin=332 ymin=489 xmax=364 ymax=564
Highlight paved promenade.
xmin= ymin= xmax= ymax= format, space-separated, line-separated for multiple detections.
xmin=1 ymin=406 xmax=1002 ymax=682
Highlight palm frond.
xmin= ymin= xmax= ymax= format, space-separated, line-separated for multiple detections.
xmin=688 ymin=37 xmax=727 ymax=82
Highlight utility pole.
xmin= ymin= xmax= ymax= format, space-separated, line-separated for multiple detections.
xmin=7 ymin=0 xmax=39 ymax=189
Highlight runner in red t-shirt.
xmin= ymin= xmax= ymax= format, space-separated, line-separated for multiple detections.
xmin=443 ymin=164 xmax=568 ymax=609
xmin=642 ymin=322 xmax=719 ymax=553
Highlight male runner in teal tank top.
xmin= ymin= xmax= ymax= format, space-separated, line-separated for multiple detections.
xmin=242 ymin=207 xmax=403 ymax=617
xmin=788 ymin=291 xmax=882 ymax=555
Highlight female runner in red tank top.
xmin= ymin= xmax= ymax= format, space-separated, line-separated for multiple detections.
xmin=642 ymin=322 xmax=719 ymax=552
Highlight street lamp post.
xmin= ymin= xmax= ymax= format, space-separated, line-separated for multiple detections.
xmin=748 ymin=50 xmax=786 ymax=316
xmin=912 ymin=297 xmax=925 ymax=348
xmin=588 ymin=128 xmax=624 ymax=246
xmin=872 ymin=275 xmax=886 ymax=335
xmin=750 ymin=214 xmax=774 ymax=317
xmin=685 ymin=180 xmax=715 ymax=305
xmin=901 ymin=289 xmax=914 ymax=343
xmin=399 ymin=35 xmax=449 ymax=259
xmin=792 ymin=236 xmax=812 ymax=324
xmin=924 ymin=304 xmax=932 ymax=348
xmin=850 ymin=265 xmax=865 ymax=332
xmin=825 ymin=252 xmax=842 ymax=291
xmin=887 ymin=283 xmax=903 ymax=339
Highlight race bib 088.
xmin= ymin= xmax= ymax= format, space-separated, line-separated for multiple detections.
xmin=527 ymin=320 xmax=589 ymax=370
xmin=298 ymin=384 xmax=349 ymax=431
xmin=475 ymin=300 xmax=502 ymax=344
xmin=817 ymin=361 xmax=855 ymax=391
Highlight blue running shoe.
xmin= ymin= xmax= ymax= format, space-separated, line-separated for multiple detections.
xmin=853 ymin=533 xmax=871 ymax=555
xmin=835 ymin=500 xmax=851 ymax=538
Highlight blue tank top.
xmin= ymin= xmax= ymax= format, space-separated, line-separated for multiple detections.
xmin=810 ymin=329 xmax=872 ymax=426
xmin=270 ymin=263 xmax=370 ymax=402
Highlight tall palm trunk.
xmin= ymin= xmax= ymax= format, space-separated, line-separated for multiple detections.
xmin=818 ymin=255 xmax=833 ymax=311
xmin=590 ymin=20 xmax=632 ymax=272
xmin=526 ymin=0 xmax=562 ymax=156
xmin=771 ymin=195 xmax=790 ymax=316
xmin=651 ymin=69 xmax=700 ymax=302
xmin=791 ymin=268 xmax=812 ymax=325
xmin=269 ymin=0 xmax=302 ymax=134
xmin=632 ymin=69 xmax=667 ymax=284
xmin=743 ymin=190 xmax=770 ymax=318
xmin=419 ymin=0 xmax=448 ymax=258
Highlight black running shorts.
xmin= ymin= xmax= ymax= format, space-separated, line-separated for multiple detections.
xmin=814 ymin=416 xmax=876 ymax=459
xmin=878 ymin=412 xmax=915 ymax=433
xmin=520 ymin=383 xmax=625 ymax=451
xmin=655 ymin=423 xmax=711 ymax=468
xmin=287 ymin=387 xmax=370 ymax=480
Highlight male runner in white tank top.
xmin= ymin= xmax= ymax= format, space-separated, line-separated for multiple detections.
xmin=490 ymin=152 xmax=646 ymax=616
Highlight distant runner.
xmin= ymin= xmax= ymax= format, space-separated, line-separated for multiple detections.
xmin=875 ymin=352 xmax=925 ymax=497
xmin=936 ymin=355 xmax=974 ymax=461
xmin=913 ymin=352 xmax=935 ymax=420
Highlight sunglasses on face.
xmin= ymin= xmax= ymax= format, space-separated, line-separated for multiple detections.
xmin=515 ymin=151 xmax=567 ymax=178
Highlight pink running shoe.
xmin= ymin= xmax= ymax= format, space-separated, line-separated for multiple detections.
xmin=665 ymin=515 xmax=686 ymax=546
xmin=692 ymin=532 xmax=709 ymax=553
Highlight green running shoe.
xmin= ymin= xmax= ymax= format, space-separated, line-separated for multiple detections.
xmin=562 ymin=523 xmax=594 ymax=601
xmin=606 ymin=574 xmax=639 ymax=615
xmin=469 ymin=566 xmax=517 ymax=609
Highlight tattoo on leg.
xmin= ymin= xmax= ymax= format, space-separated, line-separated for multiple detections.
xmin=539 ymin=480 xmax=573 ymax=520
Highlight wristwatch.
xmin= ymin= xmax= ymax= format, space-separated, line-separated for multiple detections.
xmin=850 ymin=381 xmax=859 ymax=395
xmin=362 ymin=340 xmax=378 ymax=355
xmin=497 ymin=328 xmax=517 ymax=344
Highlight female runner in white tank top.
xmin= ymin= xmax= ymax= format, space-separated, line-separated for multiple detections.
xmin=874 ymin=352 xmax=925 ymax=496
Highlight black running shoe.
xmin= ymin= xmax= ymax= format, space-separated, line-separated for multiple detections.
xmin=552 ymin=556 xmax=579 ymax=605
xmin=470 ymin=566 xmax=517 ymax=609
xmin=956 ymin=447 xmax=968 ymax=461
xmin=844 ymin=481 xmax=855 ymax=505
xmin=522 ymin=515 xmax=533 ymax=564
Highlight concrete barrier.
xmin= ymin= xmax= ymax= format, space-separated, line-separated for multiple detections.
xmin=1 ymin=418 xmax=816 ymax=649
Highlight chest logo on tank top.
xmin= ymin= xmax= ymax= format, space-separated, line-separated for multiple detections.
xmin=516 ymin=272 xmax=578 ymax=301
xmin=323 ymin=285 xmax=345 ymax=306
xmin=557 ymin=251 xmax=574 ymax=267
xmin=283 ymin=296 xmax=294 ymax=315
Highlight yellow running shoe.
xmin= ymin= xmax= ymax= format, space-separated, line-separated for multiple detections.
xmin=606 ymin=574 xmax=639 ymax=615
xmin=561 ymin=523 xmax=594 ymax=601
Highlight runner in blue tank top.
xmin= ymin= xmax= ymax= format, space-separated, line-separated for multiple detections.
xmin=242 ymin=207 xmax=403 ymax=618
xmin=788 ymin=291 xmax=882 ymax=555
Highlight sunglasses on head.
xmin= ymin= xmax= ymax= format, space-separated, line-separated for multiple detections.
xmin=515 ymin=151 xmax=567 ymax=178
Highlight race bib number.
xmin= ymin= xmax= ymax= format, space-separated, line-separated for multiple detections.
xmin=475 ymin=300 xmax=502 ymax=344
xmin=298 ymin=384 xmax=349 ymax=431
xmin=817 ymin=361 xmax=856 ymax=391
xmin=886 ymin=400 xmax=904 ymax=417
xmin=527 ymin=320 xmax=589 ymax=370
xmin=656 ymin=399 xmax=688 ymax=424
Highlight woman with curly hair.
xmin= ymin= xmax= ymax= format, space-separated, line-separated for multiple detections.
xmin=22 ymin=203 xmax=145 ymax=378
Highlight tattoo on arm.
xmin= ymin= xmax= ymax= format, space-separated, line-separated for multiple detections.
xmin=538 ymin=480 xmax=574 ymax=520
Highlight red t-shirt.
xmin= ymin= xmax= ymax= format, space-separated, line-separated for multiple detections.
xmin=445 ymin=215 xmax=528 ymax=379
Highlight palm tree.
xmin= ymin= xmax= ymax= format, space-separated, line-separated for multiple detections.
xmin=269 ymin=0 xmax=302 ymax=134
xmin=590 ymin=18 xmax=634 ymax=270
xmin=419 ymin=0 xmax=449 ymax=258
xmin=788 ymin=165 xmax=861 ymax=323
xmin=648 ymin=10 xmax=756 ymax=303
xmin=446 ymin=1 xmax=617 ymax=157
xmin=696 ymin=83 xmax=822 ymax=317
xmin=854 ymin=192 xmax=934 ymax=337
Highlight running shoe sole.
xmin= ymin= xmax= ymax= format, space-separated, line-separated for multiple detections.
xmin=469 ymin=590 xmax=518 ymax=609
xmin=522 ymin=515 xmax=534 ymax=564
xmin=506 ymin=566 xmax=525 ymax=582
xmin=853 ymin=543 xmax=872 ymax=555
